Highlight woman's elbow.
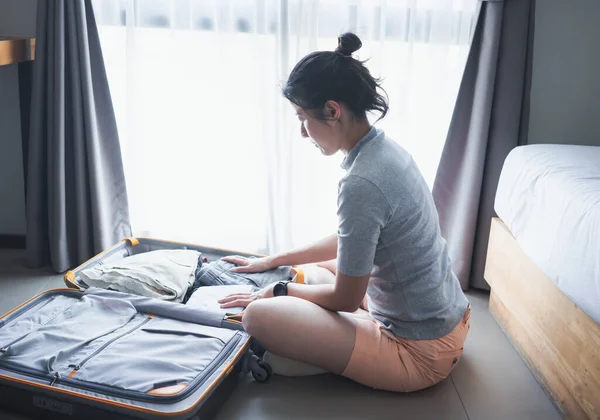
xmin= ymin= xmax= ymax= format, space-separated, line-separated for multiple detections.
xmin=333 ymin=299 xmax=361 ymax=313
xmin=329 ymin=288 xmax=365 ymax=312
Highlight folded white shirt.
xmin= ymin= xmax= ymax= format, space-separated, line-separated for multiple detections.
xmin=185 ymin=284 xmax=253 ymax=315
xmin=79 ymin=249 xmax=199 ymax=303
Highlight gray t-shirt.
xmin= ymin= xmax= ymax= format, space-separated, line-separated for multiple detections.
xmin=337 ymin=126 xmax=469 ymax=340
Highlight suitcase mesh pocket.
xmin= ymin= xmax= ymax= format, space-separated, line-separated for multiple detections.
xmin=0 ymin=295 xmax=137 ymax=374
xmin=72 ymin=317 xmax=238 ymax=394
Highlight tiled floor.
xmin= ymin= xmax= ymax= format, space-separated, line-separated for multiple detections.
xmin=0 ymin=249 xmax=562 ymax=420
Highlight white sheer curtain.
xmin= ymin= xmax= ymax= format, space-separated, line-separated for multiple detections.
xmin=93 ymin=0 xmax=477 ymax=254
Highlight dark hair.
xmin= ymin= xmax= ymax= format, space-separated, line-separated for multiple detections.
xmin=282 ymin=32 xmax=389 ymax=121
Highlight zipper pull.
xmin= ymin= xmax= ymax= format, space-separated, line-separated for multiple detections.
xmin=67 ymin=364 xmax=80 ymax=379
xmin=49 ymin=372 xmax=61 ymax=386
xmin=0 ymin=347 xmax=8 ymax=354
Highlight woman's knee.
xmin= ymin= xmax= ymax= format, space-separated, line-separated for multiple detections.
xmin=301 ymin=264 xmax=336 ymax=285
xmin=242 ymin=299 xmax=268 ymax=337
xmin=315 ymin=259 xmax=337 ymax=275
xmin=242 ymin=297 xmax=293 ymax=337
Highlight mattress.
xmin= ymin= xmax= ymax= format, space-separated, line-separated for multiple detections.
xmin=494 ymin=144 xmax=600 ymax=324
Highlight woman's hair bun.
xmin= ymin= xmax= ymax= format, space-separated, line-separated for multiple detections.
xmin=335 ymin=32 xmax=362 ymax=56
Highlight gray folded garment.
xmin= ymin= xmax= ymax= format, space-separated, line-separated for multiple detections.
xmin=192 ymin=259 xmax=293 ymax=292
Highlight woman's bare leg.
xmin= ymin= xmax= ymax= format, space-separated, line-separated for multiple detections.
xmin=298 ymin=261 xmax=369 ymax=311
xmin=253 ymin=260 xmax=360 ymax=376
xmin=298 ymin=263 xmax=336 ymax=285
xmin=244 ymin=296 xmax=356 ymax=374
xmin=316 ymin=259 xmax=337 ymax=275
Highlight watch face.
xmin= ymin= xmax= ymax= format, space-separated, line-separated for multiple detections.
xmin=273 ymin=282 xmax=286 ymax=297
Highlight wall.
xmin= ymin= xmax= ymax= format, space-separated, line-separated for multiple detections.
xmin=0 ymin=0 xmax=37 ymax=235
xmin=0 ymin=65 xmax=26 ymax=234
xmin=528 ymin=0 xmax=600 ymax=146
xmin=0 ymin=0 xmax=37 ymax=38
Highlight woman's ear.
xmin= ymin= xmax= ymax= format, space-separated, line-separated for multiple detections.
xmin=324 ymin=100 xmax=342 ymax=121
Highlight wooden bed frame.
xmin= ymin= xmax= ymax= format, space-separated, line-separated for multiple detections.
xmin=484 ymin=217 xmax=600 ymax=420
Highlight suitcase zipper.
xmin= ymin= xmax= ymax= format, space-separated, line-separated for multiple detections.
xmin=0 ymin=361 xmax=63 ymax=387
xmin=67 ymin=315 xmax=154 ymax=376
xmin=49 ymin=372 xmax=61 ymax=386
xmin=0 ymin=289 xmax=81 ymax=327
xmin=0 ymin=316 xmax=154 ymax=388
xmin=0 ymin=331 xmax=243 ymax=403
xmin=0 ymin=300 xmax=76 ymax=353
xmin=62 ymin=332 xmax=243 ymax=403
xmin=0 ymin=321 xmax=245 ymax=403
xmin=155 ymin=332 xmax=243 ymax=402
xmin=0 ymin=295 xmax=57 ymax=329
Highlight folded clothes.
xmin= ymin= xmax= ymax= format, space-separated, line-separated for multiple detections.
xmin=80 ymin=250 xmax=200 ymax=303
xmin=186 ymin=284 xmax=254 ymax=314
xmin=192 ymin=259 xmax=294 ymax=293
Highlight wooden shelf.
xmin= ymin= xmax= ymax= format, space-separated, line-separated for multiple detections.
xmin=0 ymin=37 xmax=35 ymax=66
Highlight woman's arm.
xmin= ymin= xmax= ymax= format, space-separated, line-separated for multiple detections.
xmin=269 ymin=233 xmax=338 ymax=267
xmin=223 ymin=233 xmax=338 ymax=273
xmin=219 ymin=270 xmax=369 ymax=313
xmin=286 ymin=271 xmax=369 ymax=312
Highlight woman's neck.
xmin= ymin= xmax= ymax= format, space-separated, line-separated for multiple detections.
xmin=340 ymin=119 xmax=373 ymax=155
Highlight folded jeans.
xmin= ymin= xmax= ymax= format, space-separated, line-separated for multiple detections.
xmin=192 ymin=259 xmax=295 ymax=292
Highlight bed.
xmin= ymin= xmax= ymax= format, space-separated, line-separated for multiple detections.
xmin=484 ymin=144 xmax=600 ymax=420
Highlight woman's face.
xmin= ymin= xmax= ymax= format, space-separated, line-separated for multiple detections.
xmin=294 ymin=106 xmax=340 ymax=156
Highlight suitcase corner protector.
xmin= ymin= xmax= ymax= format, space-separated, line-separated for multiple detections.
xmin=64 ymin=270 xmax=75 ymax=284
xmin=125 ymin=237 xmax=140 ymax=246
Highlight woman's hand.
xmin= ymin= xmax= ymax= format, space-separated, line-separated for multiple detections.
xmin=218 ymin=283 xmax=275 ymax=309
xmin=221 ymin=255 xmax=275 ymax=273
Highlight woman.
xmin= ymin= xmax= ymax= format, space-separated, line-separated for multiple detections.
xmin=218 ymin=33 xmax=470 ymax=393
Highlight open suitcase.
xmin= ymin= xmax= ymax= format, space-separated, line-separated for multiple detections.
xmin=0 ymin=238 xmax=275 ymax=420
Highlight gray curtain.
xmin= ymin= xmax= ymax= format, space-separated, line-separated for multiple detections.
xmin=432 ymin=0 xmax=535 ymax=290
xmin=26 ymin=0 xmax=131 ymax=273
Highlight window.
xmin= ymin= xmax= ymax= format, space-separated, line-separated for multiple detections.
xmin=93 ymin=0 xmax=477 ymax=254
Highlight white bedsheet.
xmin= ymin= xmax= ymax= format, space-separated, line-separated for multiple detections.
xmin=495 ymin=144 xmax=600 ymax=324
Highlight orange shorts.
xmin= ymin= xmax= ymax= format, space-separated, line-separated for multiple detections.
xmin=342 ymin=305 xmax=471 ymax=392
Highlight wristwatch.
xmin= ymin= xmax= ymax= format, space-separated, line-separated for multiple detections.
xmin=273 ymin=281 xmax=290 ymax=297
